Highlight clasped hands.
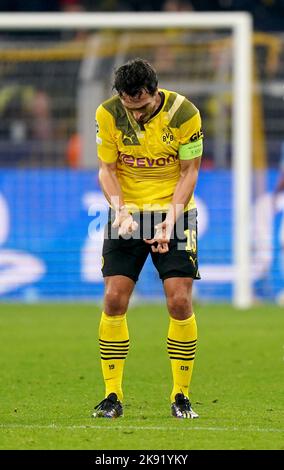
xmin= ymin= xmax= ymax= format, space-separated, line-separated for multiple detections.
xmin=112 ymin=207 xmax=174 ymax=254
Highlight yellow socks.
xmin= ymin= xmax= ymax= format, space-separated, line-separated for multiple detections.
xmin=99 ymin=311 xmax=197 ymax=404
xmin=167 ymin=314 xmax=197 ymax=403
xmin=99 ymin=311 xmax=129 ymax=402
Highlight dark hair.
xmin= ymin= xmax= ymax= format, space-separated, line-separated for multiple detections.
xmin=113 ymin=58 xmax=158 ymax=97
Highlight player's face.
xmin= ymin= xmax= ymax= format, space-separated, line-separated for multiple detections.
xmin=120 ymin=89 xmax=160 ymax=124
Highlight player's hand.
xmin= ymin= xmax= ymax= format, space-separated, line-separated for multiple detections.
xmin=144 ymin=219 xmax=174 ymax=253
xmin=112 ymin=206 xmax=138 ymax=237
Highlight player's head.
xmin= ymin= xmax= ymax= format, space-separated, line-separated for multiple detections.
xmin=113 ymin=58 xmax=160 ymax=124
xmin=114 ymin=58 xmax=158 ymax=97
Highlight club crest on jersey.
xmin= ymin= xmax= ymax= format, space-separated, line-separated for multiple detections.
xmin=162 ymin=128 xmax=174 ymax=145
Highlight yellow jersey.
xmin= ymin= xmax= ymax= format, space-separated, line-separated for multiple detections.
xmin=96 ymin=88 xmax=203 ymax=211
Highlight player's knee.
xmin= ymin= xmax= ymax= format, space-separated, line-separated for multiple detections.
xmin=104 ymin=289 xmax=130 ymax=315
xmin=167 ymin=293 xmax=192 ymax=319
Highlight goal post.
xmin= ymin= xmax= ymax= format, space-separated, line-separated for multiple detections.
xmin=0 ymin=12 xmax=253 ymax=308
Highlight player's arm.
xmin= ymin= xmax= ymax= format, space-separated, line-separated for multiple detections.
xmin=167 ymin=109 xmax=203 ymax=225
xmin=98 ymin=159 xmax=138 ymax=236
xmin=98 ymin=159 xmax=124 ymax=210
xmin=166 ymin=156 xmax=201 ymax=226
xmin=96 ymin=104 xmax=137 ymax=235
xmin=146 ymin=107 xmax=203 ymax=253
xmin=145 ymin=158 xmax=201 ymax=253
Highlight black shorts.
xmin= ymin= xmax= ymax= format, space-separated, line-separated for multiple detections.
xmin=102 ymin=209 xmax=201 ymax=283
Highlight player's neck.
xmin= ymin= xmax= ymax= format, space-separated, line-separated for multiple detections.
xmin=154 ymin=92 xmax=162 ymax=113
xmin=150 ymin=92 xmax=165 ymax=120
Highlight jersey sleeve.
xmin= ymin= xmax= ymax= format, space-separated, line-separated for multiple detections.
xmin=178 ymin=106 xmax=203 ymax=161
xmin=95 ymin=104 xmax=118 ymax=163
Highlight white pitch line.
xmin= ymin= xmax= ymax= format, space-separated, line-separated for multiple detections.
xmin=0 ymin=424 xmax=283 ymax=433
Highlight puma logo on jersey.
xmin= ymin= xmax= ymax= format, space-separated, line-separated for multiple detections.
xmin=123 ymin=135 xmax=135 ymax=144
xmin=122 ymin=134 xmax=139 ymax=145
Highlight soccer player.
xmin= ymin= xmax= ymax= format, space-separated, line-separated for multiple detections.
xmin=92 ymin=58 xmax=203 ymax=419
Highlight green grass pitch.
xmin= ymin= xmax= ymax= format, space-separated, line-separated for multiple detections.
xmin=0 ymin=302 xmax=283 ymax=450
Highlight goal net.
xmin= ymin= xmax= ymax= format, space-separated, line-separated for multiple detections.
xmin=0 ymin=12 xmax=254 ymax=307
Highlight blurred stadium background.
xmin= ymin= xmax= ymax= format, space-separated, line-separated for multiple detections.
xmin=0 ymin=0 xmax=284 ymax=306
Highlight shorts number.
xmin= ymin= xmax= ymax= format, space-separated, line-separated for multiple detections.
xmin=184 ymin=229 xmax=197 ymax=253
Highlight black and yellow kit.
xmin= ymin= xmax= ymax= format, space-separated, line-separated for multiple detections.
xmin=96 ymin=89 xmax=203 ymax=281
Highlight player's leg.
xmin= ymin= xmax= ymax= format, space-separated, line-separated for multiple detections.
xmin=93 ymin=216 xmax=149 ymax=418
xmin=151 ymin=209 xmax=200 ymax=418
xmin=100 ymin=275 xmax=134 ymax=399
xmin=164 ymin=277 xmax=198 ymax=417
xmin=93 ymin=275 xmax=134 ymax=418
